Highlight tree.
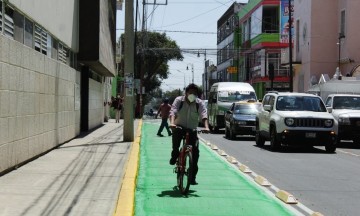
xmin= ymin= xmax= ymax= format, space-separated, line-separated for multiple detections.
xmin=121 ymin=31 xmax=183 ymax=111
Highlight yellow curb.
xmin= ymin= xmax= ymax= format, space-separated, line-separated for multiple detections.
xmin=113 ymin=119 xmax=142 ymax=216
xmin=311 ymin=212 xmax=324 ymax=216
xmin=238 ymin=164 xmax=252 ymax=173
xmin=276 ymin=190 xmax=298 ymax=204
xmin=254 ymin=175 xmax=271 ymax=186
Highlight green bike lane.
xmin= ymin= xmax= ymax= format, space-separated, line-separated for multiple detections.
xmin=134 ymin=121 xmax=303 ymax=216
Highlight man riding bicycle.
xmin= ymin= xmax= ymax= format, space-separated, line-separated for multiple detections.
xmin=169 ymin=83 xmax=210 ymax=185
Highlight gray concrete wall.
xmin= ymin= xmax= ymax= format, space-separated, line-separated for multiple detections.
xmin=9 ymin=0 xmax=79 ymax=51
xmin=0 ymin=35 xmax=80 ymax=173
xmin=99 ymin=0 xmax=116 ymax=75
xmin=88 ymin=79 xmax=104 ymax=130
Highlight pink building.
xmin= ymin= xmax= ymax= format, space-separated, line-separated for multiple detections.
xmin=285 ymin=0 xmax=360 ymax=92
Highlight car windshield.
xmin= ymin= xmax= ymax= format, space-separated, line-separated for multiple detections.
xmin=234 ymin=103 xmax=261 ymax=115
xmin=276 ymin=96 xmax=327 ymax=112
xmin=218 ymin=91 xmax=256 ymax=102
xmin=333 ymin=96 xmax=360 ymax=110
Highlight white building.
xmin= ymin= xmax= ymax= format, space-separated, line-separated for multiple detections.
xmin=0 ymin=0 xmax=117 ymax=173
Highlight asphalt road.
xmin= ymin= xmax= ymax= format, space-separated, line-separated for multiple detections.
xmin=199 ymin=129 xmax=360 ymax=216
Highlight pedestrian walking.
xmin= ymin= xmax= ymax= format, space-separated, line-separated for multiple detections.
xmin=155 ymin=98 xmax=172 ymax=137
xmin=112 ymin=94 xmax=123 ymax=123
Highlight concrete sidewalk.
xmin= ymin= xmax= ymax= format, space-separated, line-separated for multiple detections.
xmin=0 ymin=119 xmax=139 ymax=216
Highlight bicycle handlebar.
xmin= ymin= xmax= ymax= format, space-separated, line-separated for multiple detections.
xmin=172 ymin=126 xmax=210 ymax=134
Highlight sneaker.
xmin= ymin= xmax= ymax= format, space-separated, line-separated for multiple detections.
xmin=157 ymin=134 xmax=164 ymax=137
xmin=169 ymin=158 xmax=176 ymax=165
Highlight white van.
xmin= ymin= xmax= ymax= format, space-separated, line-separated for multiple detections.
xmin=207 ymin=82 xmax=257 ymax=132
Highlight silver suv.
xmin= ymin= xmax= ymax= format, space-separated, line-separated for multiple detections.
xmin=325 ymin=94 xmax=360 ymax=144
xmin=256 ymin=92 xmax=337 ymax=152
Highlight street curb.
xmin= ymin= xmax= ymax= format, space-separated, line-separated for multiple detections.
xmin=113 ymin=120 xmax=143 ymax=216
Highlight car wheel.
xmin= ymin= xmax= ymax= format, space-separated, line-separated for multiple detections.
xmin=353 ymin=137 xmax=360 ymax=145
xmin=229 ymin=126 xmax=235 ymax=140
xmin=255 ymin=129 xmax=265 ymax=147
xmin=225 ymin=127 xmax=229 ymax=138
xmin=270 ymin=126 xmax=280 ymax=151
xmin=325 ymin=143 xmax=336 ymax=153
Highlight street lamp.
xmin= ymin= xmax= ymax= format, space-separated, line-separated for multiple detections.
xmin=176 ymin=70 xmax=186 ymax=90
xmin=337 ymin=33 xmax=345 ymax=70
xmin=186 ymin=63 xmax=194 ymax=84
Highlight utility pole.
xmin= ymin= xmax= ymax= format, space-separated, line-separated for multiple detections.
xmin=176 ymin=70 xmax=186 ymax=90
xmin=288 ymin=0 xmax=293 ymax=92
xmin=137 ymin=0 xmax=167 ymax=118
xmin=186 ymin=63 xmax=194 ymax=84
xmin=124 ymin=0 xmax=135 ymax=141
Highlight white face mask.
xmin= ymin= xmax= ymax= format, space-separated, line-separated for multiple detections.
xmin=187 ymin=94 xmax=196 ymax=103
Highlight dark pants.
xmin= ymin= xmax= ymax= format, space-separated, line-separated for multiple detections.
xmin=158 ymin=118 xmax=171 ymax=135
xmin=171 ymin=128 xmax=199 ymax=181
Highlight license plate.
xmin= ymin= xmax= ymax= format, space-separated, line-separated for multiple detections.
xmin=305 ymin=133 xmax=316 ymax=138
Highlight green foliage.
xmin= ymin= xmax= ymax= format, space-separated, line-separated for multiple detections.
xmin=163 ymin=89 xmax=184 ymax=104
xmin=121 ymin=31 xmax=183 ymax=107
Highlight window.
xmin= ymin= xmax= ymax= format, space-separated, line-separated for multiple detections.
xmin=263 ymin=95 xmax=270 ymax=105
xmin=13 ymin=10 xmax=24 ymax=43
xmin=52 ymin=38 xmax=58 ymax=60
xmin=296 ymin=20 xmax=299 ymax=52
xmin=47 ymin=34 xmax=52 ymax=58
xmin=24 ymin=18 xmax=33 ymax=48
xmin=340 ymin=10 xmax=345 ymax=36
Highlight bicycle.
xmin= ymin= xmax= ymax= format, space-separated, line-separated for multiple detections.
xmin=173 ymin=126 xmax=208 ymax=195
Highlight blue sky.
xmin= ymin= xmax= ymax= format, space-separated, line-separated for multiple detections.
xmin=117 ymin=0 xmax=248 ymax=92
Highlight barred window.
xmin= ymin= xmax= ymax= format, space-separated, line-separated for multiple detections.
xmin=4 ymin=5 xmax=14 ymax=38
xmin=58 ymin=43 xmax=67 ymax=64
xmin=0 ymin=0 xmax=3 ymax=33
xmin=34 ymin=24 xmax=47 ymax=55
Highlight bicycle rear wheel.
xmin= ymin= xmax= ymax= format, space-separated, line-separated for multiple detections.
xmin=177 ymin=150 xmax=193 ymax=195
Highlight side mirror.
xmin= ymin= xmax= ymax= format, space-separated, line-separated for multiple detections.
xmin=327 ymin=107 xmax=333 ymax=113
xmin=264 ymin=104 xmax=272 ymax=112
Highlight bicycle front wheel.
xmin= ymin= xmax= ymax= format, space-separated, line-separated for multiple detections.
xmin=177 ymin=151 xmax=193 ymax=195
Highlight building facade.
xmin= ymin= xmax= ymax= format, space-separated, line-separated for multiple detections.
xmin=237 ymin=0 xmax=291 ymax=99
xmin=0 ymin=0 xmax=116 ymax=173
xmin=289 ymin=0 xmax=360 ymax=93
xmin=216 ymin=2 xmax=245 ymax=83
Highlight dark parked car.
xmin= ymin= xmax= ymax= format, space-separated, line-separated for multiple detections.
xmin=225 ymin=100 xmax=262 ymax=140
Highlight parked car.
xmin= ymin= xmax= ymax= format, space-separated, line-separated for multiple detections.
xmin=224 ymin=100 xmax=262 ymax=140
xmin=256 ymin=92 xmax=337 ymax=152
xmin=325 ymin=94 xmax=360 ymax=144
